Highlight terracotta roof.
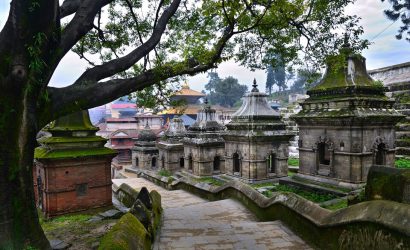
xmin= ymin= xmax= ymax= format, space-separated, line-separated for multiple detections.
xmin=111 ymin=103 xmax=136 ymax=109
xmin=173 ymin=83 xmax=205 ymax=97
xmin=159 ymin=105 xmax=201 ymax=115
xmin=106 ymin=117 xmax=136 ymax=122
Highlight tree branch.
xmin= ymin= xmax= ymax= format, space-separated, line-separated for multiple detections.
xmin=73 ymin=0 xmax=181 ymax=84
xmin=54 ymin=0 xmax=113 ymax=70
xmin=60 ymin=0 xmax=81 ymax=18
xmin=45 ymin=24 xmax=234 ymax=124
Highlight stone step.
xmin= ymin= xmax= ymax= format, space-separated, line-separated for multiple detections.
xmin=395 ymin=103 xmax=410 ymax=110
xmin=396 ymin=131 xmax=410 ymax=139
xmin=396 ymin=123 xmax=410 ymax=131
xmin=396 ymin=147 xmax=410 ymax=156
xmin=397 ymin=139 xmax=410 ymax=147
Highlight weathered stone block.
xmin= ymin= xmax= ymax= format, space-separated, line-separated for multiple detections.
xmin=365 ymin=165 xmax=410 ymax=204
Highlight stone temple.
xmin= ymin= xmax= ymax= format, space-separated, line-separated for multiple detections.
xmin=292 ymin=46 xmax=404 ymax=186
xmin=132 ymin=123 xmax=159 ymax=169
xmin=157 ymin=116 xmax=187 ymax=171
xmin=182 ymin=99 xmax=226 ymax=176
xmin=223 ymin=80 xmax=294 ymax=181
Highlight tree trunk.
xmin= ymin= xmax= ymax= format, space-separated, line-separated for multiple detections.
xmin=0 ymin=86 xmax=51 ymax=249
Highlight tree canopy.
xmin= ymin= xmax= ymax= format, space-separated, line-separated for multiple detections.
xmin=0 ymin=0 xmax=367 ymax=248
xmin=382 ymin=0 xmax=410 ymax=41
xmin=204 ymin=72 xmax=247 ymax=107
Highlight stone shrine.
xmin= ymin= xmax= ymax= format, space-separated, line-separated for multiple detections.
xmin=292 ymin=45 xmax=404 ymax=185
xmin=132 ymin=124 xmax=159 ymax=169
xmin=157 ymin=116 xmax=187 ymax=172
xmin=223 ymin=80 xmax=294 ymax=182
xmin=34 ymin=111 xmax=116 ymax=218
xmin=182 ymin=99 xmax=225 ymax=176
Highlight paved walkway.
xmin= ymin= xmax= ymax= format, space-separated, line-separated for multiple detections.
xmin=113 ymin=177 xmax=311 ymax=250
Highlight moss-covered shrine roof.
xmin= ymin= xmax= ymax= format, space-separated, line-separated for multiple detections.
xmin=35 ymin=147 xmax=116 ymax=159
xmin=307 ymin=49 xmax=387 ymax=100
xmin=47 ymin=110 xmax=98 ymax=132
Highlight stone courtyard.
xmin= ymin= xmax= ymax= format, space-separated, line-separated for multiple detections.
xmin=114 ymin=176 xmax=311 ymax=250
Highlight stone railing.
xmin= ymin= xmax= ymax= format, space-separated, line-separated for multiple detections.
xmin=137 ymin=170 xmax=410 ymax=249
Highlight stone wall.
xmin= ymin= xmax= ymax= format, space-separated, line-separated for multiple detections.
xmin=224 ymin=140 xmax=289 ymax=181
xmin=183 ymin=144 xmax=225 ymax=176
xmin=157 ymin=144 xmax=184 ymax=171
xmin=365 ymin=165 xmax=410 ymax=204
xmin=298 ymin=125 xmax=396 ymax=183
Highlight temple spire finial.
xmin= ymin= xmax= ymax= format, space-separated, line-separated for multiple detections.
xmin=204 ymin=97 xmax=209 ymax=105
xmin=251 ymin=78 xmax=259 ymax=92
xmin=342 ymin=31 xmax=351 ymax=49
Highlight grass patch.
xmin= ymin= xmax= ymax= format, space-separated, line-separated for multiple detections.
xmin=288 ymin=171 xmax=296 ymax=177
xmin=259 ymin=184 xmax=338 ymax=203
xmin=198 ymin=177 xmax=225 ymax=186
xmin=40 ymin=212 xmax=117 ymax=249
xmin=40 ymin=214 xmax=92 ymax=232
xmin=292 ymin=175 xmax=351 ymax=193
xmin=288 ymin=157 xmax=299 ymax=166
xmin=321 ymin=199 xmax=348 ymax=210
xmin=158 ymin=169 xmax=172 ymax=177
xmin=395 ymin=158 xmax=410 ymax=169
xmin=251 ymin=182 xmax=276 ymax=188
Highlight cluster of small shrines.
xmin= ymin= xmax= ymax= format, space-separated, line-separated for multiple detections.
xmin=33 ymin=46 xmax=404 ymax=217
xmin=133 ymin=47 xmax=403 ymax=186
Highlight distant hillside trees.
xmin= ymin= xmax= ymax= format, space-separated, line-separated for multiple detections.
xmin=204 ymin=72 xmax=248 ymax=107
xmin=265 ymin=56 xmax=294 ymax=94
xmin=290 ymin=69 xmax=322 ymax=92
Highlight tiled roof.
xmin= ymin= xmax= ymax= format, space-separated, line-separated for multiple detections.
xmin=111 ymin=103 xmax=136 ymax=109
xmin=174 ymin=88 xmax=206 ymax=97
xmin=106 ymin=117 xmax=136 ymax=122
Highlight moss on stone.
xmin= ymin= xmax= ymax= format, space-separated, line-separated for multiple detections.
xmin=34 ymin=147 xmax=116 ymax=159
xmin=116 ymin=184 xmax=139 ymax=208
xmin=150 ymin=190 xmax=162 ymax=236
xmin=48 ymin=110 xmax=98 ymax=132
xmin=99 ymin=213 xmax=151 ymax=250
xmin=38 ymin=136 xmax=107 ymax=144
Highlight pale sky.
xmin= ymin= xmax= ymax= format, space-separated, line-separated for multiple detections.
xmin=1 ymin=0 xmax=409 ymax=92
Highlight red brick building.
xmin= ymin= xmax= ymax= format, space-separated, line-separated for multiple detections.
xmin=34 ymin=111 xmax=117 ymax=218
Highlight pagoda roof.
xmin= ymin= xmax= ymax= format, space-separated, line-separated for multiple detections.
xmin=173 ymin=82 xmax=205 ymax=97
xmin=307 ymin=47 xmax=386 ymax=100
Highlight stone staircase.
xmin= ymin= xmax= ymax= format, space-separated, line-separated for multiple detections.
xmin=391 ymin=86 xmax=410 ymax=157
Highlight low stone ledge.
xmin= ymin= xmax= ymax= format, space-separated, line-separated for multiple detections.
xmin=138 ymin=170 xmax=410 ymax=249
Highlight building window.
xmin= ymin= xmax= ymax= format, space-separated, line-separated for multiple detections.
xmin=135 ymin=157 xmax=139 ymax=167
xmin=267 ymin=154 xmax=276 ymax=173
xmin=76 ymin=183 xmax=88 ymax=197
xmin=213 ymin=156 xmax=220 ymax=171
xmin=180 ymin=157 xmax=184 ymax=168
xmin=161 ymin=156 xmax=165 ymax=168
xmin=233 ymin=153 xmax=240 ymax=173
xmin=152 ymin=157 xmax=157 ymax=168
xmin=318 ymin=142 xmax=330 ymax=165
